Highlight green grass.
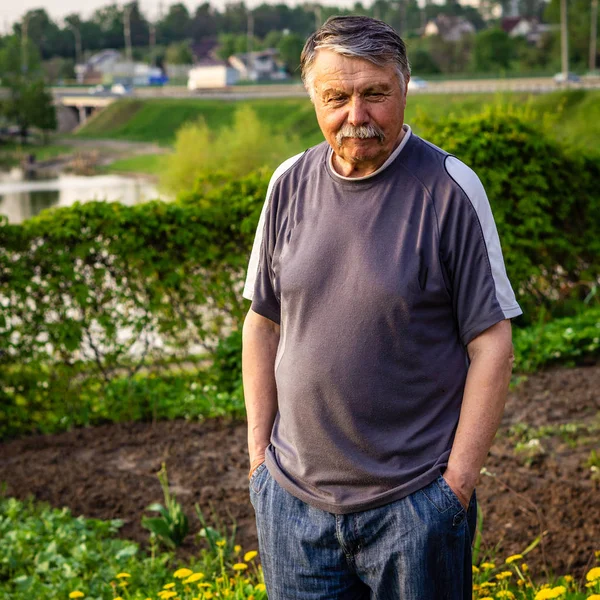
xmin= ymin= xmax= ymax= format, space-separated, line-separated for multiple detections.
xmin=76 ymin=91 xmax=600 ymax=156
xmin=106 ymin=152 xmax=170 ymax=175
xmin=0 ymin=142 xmax=73 ymax=167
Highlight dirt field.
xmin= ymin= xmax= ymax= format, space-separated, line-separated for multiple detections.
xmin=1 ymin=365 xmax=598 ymax=581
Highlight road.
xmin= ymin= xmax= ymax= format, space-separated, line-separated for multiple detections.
xmin=50 ymin=75 xmax=600 ymax=103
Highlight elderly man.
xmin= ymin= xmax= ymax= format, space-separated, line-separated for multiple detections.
xmin=242 ymin=15 xmax=522 ymax=600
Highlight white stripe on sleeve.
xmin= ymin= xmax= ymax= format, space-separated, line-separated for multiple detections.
xmin=445 ymin=156 xmax=522 ymax=319
xmin=242 ymin=152 xmax=305 ymax=301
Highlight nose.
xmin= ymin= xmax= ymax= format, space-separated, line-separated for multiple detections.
xmin=347 ymin=97 xmax=368 ymax=126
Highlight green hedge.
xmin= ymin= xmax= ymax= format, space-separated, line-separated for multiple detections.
xmin=415 ymin=104 xmax=600 ymax=320
xmin=1 ymin=108 xmax=599 ymax=439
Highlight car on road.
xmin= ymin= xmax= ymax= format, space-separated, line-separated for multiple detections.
xmin=408 ymin=76 xmax=428 ymax=90
xmin=553 ymin=72 xmax=581 ymax=84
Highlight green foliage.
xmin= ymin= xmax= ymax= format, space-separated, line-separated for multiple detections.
xmin=0 ymin=36 xmax=56 ymax=137
xmin=0 ymin=170 xmax=268 ymax=439
xmin=415 ymin=104 xmax=600 ymax=322
xmin=0 ymin=495 xmax=169 ymax=599
xmin=165 ymin=39 xmax=194 ymax=65
xmin=277 ymin=33 xmax=305 ymax=75
xmin=142 ymin=463 xmax=189 ymax=549
xmin=471 ymin=28 xmax=514 ymax=72
xmin=159 ymin=105 xmax=300 ymax=195
xmin=0 ymin=495 xmax=267 ymax=600
xmin=513 ymin=307 xmax=600 ymax=372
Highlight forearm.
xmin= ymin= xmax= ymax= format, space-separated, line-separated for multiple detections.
xmin=242 ymin=309 xmax=280 ymax=475
xmin=445 ymin=320 xmax=514 ymax=504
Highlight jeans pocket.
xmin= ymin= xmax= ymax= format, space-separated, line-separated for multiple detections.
xmin=249 ymin=462 xmax=269 ymax=495
xmin=436 ymin=475 xmax=466 ymax=514
xmin=421 ymin=475 xmax=465 ymax=515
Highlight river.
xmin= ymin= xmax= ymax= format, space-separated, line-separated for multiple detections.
xmin=0 ymin=168 xmax=165 ymax=224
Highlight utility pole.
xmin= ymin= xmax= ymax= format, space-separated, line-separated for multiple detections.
xmin=149 ymin=22 xmax=156 ymax=65
xmin=560 ymin=0 xmax=569 ymax=79
xmin=21 ymin=14 xmax=29 ymax=76
xmin=247 ymin=9 xmax=254 ymax=81
xmin=591 ymin=0 xmax=598 ymax=72
xmin=123 ymin=4 xmax=133 ymax=62
xmin=70 ymin=23 xmax=83 ymax=65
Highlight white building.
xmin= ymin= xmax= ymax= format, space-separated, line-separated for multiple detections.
xmin=187 ymin=59 xmax=240 ymax=90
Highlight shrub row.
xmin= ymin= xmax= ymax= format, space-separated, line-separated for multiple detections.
xmin=1 ymin=108 xmax=599 ymax=439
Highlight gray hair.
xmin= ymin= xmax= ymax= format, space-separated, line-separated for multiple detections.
xmin=300 ymin=16 xmax=411 ymax=101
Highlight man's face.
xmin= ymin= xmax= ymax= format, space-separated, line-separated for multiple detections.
xmin=310 ymin=49 xmax=408 ymax=177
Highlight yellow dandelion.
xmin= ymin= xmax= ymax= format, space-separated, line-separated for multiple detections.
xmin=521 ymin=563 xmax=529 ymax=572
xmin=551 ymin=586 xmax=566 ymax=596
xmin=496 ymin=591 xmax=515 ymax=599
xmin=255 ymin=583 xmax=266 ymax=592
xmin=234 ymin=545 xmax=242 ymax=553
xmin=495 ymin=571 xmax=513 ymax=580
xmin=479 ymin=597 xmax=494 ymax=600
xmin=587 ymin=567 xmax=600 ymax=583
xmin=248 ymin=596 xmax=255 ymax=600
xmin=595 ymin=550 xmax=600 ymax=558
xmin=480 ymin=581 xmax=497 ymax=588
xmin=505 ymin=554 xmax=523 ymax=564
xmin=472 ymin=565 xmax=480 ymax=573
xmin=69 ymin=593 xmax=85 ymax=599
xmin=163 ymin=583 xmax=176 ymax=589
xmin=216 ymin=540 xmax=226 ymax=548
xmin=204 ymin=593 xmax=214 ymax=599
xmin=233 ymin=563 xmax=248 ymax=571
xmin=216 ymin=576 xmax=224 ymax=583
xmin=158 ymin=592 xmax=177 ymax=600
xmin=244 ymin=550 xmax=259 ymax=562
xmin=116 ymin=573 xmax=131 ymax=579
xmin=114 ymin=597 xmax=124 ymax=600
xmin=534 ymin=590 xmax=556 ymax=600
xmin=518 ymin=580 xmax=525 ymax=587
xmin=184 ymin=573 xmax=205 ymax=584
xmin=198 ymin=583 xmax=211 ymax=588
xmin=588 ymin=582 xmax=597 ymax=589
xmin=118 ymin=580 xmax=129 ymax=587
xmin=564 ymin=575 xmax=573 ymax=583
xmin=587 ymin=595 xmax=600 ymax=600
xmin=174 ymin=568 xmax=193 ymax=579
xmin=481 ymin=562 xmax=496 ymax=570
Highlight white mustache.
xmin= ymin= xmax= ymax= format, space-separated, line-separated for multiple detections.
xmin=335 ymin=124 xmax=385 ymax=146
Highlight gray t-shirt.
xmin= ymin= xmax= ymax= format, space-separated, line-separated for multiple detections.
xmin=243 ymin=127 xmax=522 ymax=514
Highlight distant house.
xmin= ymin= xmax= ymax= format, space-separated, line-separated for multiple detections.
xmin=187 ymin=58 xmax=240 ymax=90
xmin=501 ymin=17 xmax=553 ymax=45
xmin=228 ymin=49 xmax=288 ymax=82
xmin=75 ymin=50 xmax=166 ymax=86
xmin=423 ymin=15 xmax=476 ymax=42
xmin=75 ymin=50 xmax=122 ymax=84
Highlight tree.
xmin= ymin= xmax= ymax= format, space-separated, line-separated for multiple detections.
xmin=472 ymin=28 xmax=514 ymax=72
xmin=0 ymin=36 xmax=56 ymax=141
xmin=277 ymin=33 xmax=305 ymax=76
xmin=545 ymin=0 xmax=599 ymax=68
xmin=158 ymin=3 xmax=191 ymax=44
xmin=165 ymin=40 xmax=194 ymax=65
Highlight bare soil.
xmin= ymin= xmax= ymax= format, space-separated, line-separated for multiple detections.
xmin=1 ymin=365 xmax=598 ymax=581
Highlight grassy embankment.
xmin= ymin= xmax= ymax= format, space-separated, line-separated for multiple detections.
xmin=77 ymin=90 xmax=600 ymax=177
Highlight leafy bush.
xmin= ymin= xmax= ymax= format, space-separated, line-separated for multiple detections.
xmin=415 ymin=104 xmax=600 ymax=323
xmin=160 ymin=105 xmax=300 ymax=195
xmin=513 ymin=307 xmax=600 ymax=373
xmin=0 ymin=495 xmax=266 ymax=600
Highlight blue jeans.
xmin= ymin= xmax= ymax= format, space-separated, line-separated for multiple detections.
xmin=249 ymin=463 xmax=477 ymax=600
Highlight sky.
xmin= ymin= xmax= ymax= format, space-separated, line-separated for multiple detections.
xmin=0 ymin=0 xmax=357 ymax=33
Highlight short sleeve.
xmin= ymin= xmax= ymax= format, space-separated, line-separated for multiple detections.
xmin=242 ymin=152 xmax=305 ymax=323
xmin=441 ymin=156 xmax=522 ymax=346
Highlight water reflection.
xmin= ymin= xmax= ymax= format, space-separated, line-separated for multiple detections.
xmin=0 ymin=168 xmax=165 ymax=224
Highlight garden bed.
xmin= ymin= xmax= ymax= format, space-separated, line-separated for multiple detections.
xmin=0 ymin=364 xmax=598 ymax=582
